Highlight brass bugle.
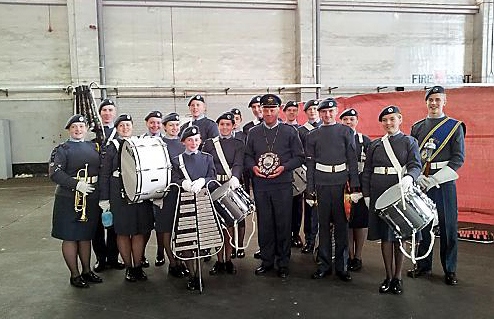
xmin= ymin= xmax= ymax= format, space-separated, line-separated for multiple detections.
xmin=75 ymin=163 xmax=89 ymax=222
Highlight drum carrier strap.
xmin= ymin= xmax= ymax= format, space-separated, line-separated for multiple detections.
xmin=212 ymin=136 xmax=232 ymax=179
xmin=178 ymin=154 xmax=192 ymax=182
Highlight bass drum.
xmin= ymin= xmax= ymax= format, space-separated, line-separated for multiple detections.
xmin=375 ymin=183 xmax=436 ymax=239
xmin=120 ymin=136 xmax=171 ymax=202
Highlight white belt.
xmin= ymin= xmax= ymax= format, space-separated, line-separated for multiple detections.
xmin=358 ymin=162 xmax=365 ymax=174
xmin=73 ymin=176 xmax=98 ymax=183
xmin=315 ymin=163 xmax=347 ymax=173
xmin=430 ymin=161 xmax=448 ymax=170
xmin=112 ymin=171 xmax=120 ymax=177
xmin=373 ymin=167 xmax=398 ymax=175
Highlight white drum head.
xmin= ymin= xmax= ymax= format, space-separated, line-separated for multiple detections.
xmin=120 ymin=138 xmax=139 ymax=201
xmin=375 ymin=183 xmax=402 ymax=210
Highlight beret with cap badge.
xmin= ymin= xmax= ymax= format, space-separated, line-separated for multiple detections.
xmin=188 ymin=94 xmax=205 ymax=106
xmin=378 ymin=105 xmax=401 ymax=121
xmin=317 ymin=98 xmax=338 ymax=111
xmin=425 ymin=85 xmax=445 ymax=101
xmin=283 ymin=101 xmax=299 ymax=112
xmin=230 ymin=108 xmax=242 ymax=116
xmin=98 ymin=98 xmax=116 ymax=113
xmin=181 ymin=125 xmax=201 ymax=141
xmin=114 ymin=113 xmax=133 ymax=127
xmin=162 ymin=112 xmax=180 ymax=125
xmin=65 ymin=114 xmax=87 ymax=129
xmin=145 ymin=110 xmax=162 ymax=121
xmin=216 ymin=112 xmax=235 ymax=125
xmin=248 ymin=95 xmax=262 ymax=108
xmin=303 ymin=99 xmax=320 ymax=112
xmin=339 ymin=108 xmax=359 ymax=119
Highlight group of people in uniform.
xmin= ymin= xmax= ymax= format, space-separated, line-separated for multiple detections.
xmin=49 ymin=85 xmax=465 ymax=295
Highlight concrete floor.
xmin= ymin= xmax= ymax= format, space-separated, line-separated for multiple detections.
xmin=1 ymin=177 xmax=493 ymax=319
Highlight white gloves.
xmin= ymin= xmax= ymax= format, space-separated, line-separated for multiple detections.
xmin=229 ymin=176 xmax=240 ymax=189
xmin=153 ymin=198 xmax=164 ymax=209
xmin=364 ymin=197 xmax=370 ymax=209
xmin=306 ymin=199 xmax=316 ymax=207
xmin=76 ymin=181 xmax=95 ymax=195
xmin=350 ymin=192 xmax=363 ymax=203
xmin=181 ymin=180 xmax=192 ymax=192
xmin=401 ymin=175 xmax=414 ymax=192
xmin=417 ymin=175 xmax=439 ymax=190
xmin=99 ymin=200 xmax=110 ymax=211
xmin=190 ymin=178 xmax=205 ymax=194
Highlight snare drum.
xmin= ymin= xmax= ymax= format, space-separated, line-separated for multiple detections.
xmin=120 ymin=136 xmax=171 ymax=202
xmin=210 ymin=182 xmax=255 ymax=226
xmin=375 ymin=184 xmax=436 ymax=238
xmin=292 ymin=165 xmax=307 ymax=196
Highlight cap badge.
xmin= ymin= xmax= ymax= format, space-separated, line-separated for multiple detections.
xmin=192 ymin=128 xmax=197 ymax=134
xmin=351 ymin=110 xmax=355 ymax=115
xmin=329 ymin=102 xmax=334 ymax=106
xmin=387 ymin=107 xmax=393 ymax=112
xmin=314 ymin=100 xmax=319 ymax=104
xmin=78 ymin=116 xmax=84 ymax=121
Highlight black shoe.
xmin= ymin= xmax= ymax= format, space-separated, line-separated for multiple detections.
xmin=254 ymin=264 xmax=273 ymax=275
xmin=187 ymin=277 xmax=202 ymax=290
xmin=445 ymin=272 xmax=458 ymax=286
xmin=253 ymin=250 xmax=261 ymax=259
xmin=348 ymin=258 xmax=362 ymax=272
xmin=70 ymin=275 xmax=89 ymax=288
xmin=141 ymin=257 xmax=150 ymax=268
xmin=379 ymin=278 xmax=391 ymax=293
xmin=168 ymin=265 xmax=185 ymax=278
xmin=225 ymin=261 xmax=237 ymax=274
xmin=81 ymin=271 xmax=103 ymax=283
xmin=407 ymin=267 xmax=432 ymax=278
xmin=236 ymin=249 xmax=245 ymax=259
xmin=108 ymin=260 xmax=125 ymax=270
xmin=93 ymin=260 xmax=106 ymax=273
xmin=336 ymin=271 xmax=352 ymax=282
xmin=391 ymin=278 xmax=403 ymax=294
xmin=231 ymin=248 xmax=237 ymax=259
xmin=125 ymin=267 xmax=136 ymax=282
xmin=134 ymin=266 xmax=148 ymax=281
xmin=301 ymin=243 xmax=314 ymax=254
xmin=291 ymin=235 xmax=303 ymax=248
xmin=311 ymin=268 xmax=331 ymax=279
xmin=155 ymin=256 xmax=166 ymax=267
xmin=209 ymin=261 xmax=225 ymax=275
xmin=277 ymin=267 xmax=289 ymax=278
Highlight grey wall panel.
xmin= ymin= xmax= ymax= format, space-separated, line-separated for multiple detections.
xmin=320 ymin=11 xmax=474 ymax=87
xmin=0 ymin=99 xmax=71 ymax=164
xmin=103 ymin=6 xmax=297 ymax=87
xmin=0 ymin=4 xmax=70 ymax=86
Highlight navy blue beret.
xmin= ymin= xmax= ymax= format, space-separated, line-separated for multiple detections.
xmin=317 ymin=98 xmax=337 ymax=111
xmin=114 ymin=113 xmax=133 ymax=126
xmin=339 ymin=108 xmax=359 ymax=119
xmin=230 ymin=108 xmax=242 ymax=116
xmin=65 ymin=114 xmax=87 ymax=129
xmin=260 ymin=94 xmax=282 ymax=108
xmin=248 ymin=95 xmax=262 ymax=108
xmin=378 ymin=105 xmax=401 ymax=121
xmin=145 ymin=110 xmax=162 ymax=121
xmin=181 ymin=125 xmax=200 ymax=141
xmin=162 ymin=112 xmax=180 ymax=125
xmin=188 ymin=94 xmax=205 ymax=106
xmin=425 ymin=86 xmax=445 ymax=100
xmin=303 ymin=99 xmax=320 ymax=112
xmin=216 ymin=112 xmax=235 ymax=124
xmin=98 ymin=99 xmax=115 ymax=113
xmin=283 ymin=101 xmax=298 ymax=112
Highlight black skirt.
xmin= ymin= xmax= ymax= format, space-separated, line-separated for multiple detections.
xmin=51 ymin=193 xmax=99 ymax=241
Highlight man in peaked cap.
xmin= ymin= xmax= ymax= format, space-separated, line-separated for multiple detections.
xmin=306 ymin=98 xmax=360 ymax=282
xmin=179 ymin=94 xmax=219 ymax=146
xmin=298 ymin=99 xmax=322 ymax=255
xmin=244 ymin=93 xmax=304 ymax=279
xmin=339 ymin=108 xmax=371 ymax=272
xmin=408 ymin=86 xmax=465 ymax=286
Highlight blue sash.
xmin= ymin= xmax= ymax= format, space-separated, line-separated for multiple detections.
xmin=419 ymin=117 xmax=462 ymax=163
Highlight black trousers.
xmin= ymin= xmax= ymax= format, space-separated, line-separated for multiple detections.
xmin=92 ymin=208 xmax=119 ymax=263
xmin=316 ymin=184 xmax=349 ymax=273
xmin=254 ymin=187 xmax=292 ymax=268
xmin=291 ymin=193 xmax=303 ymax=236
